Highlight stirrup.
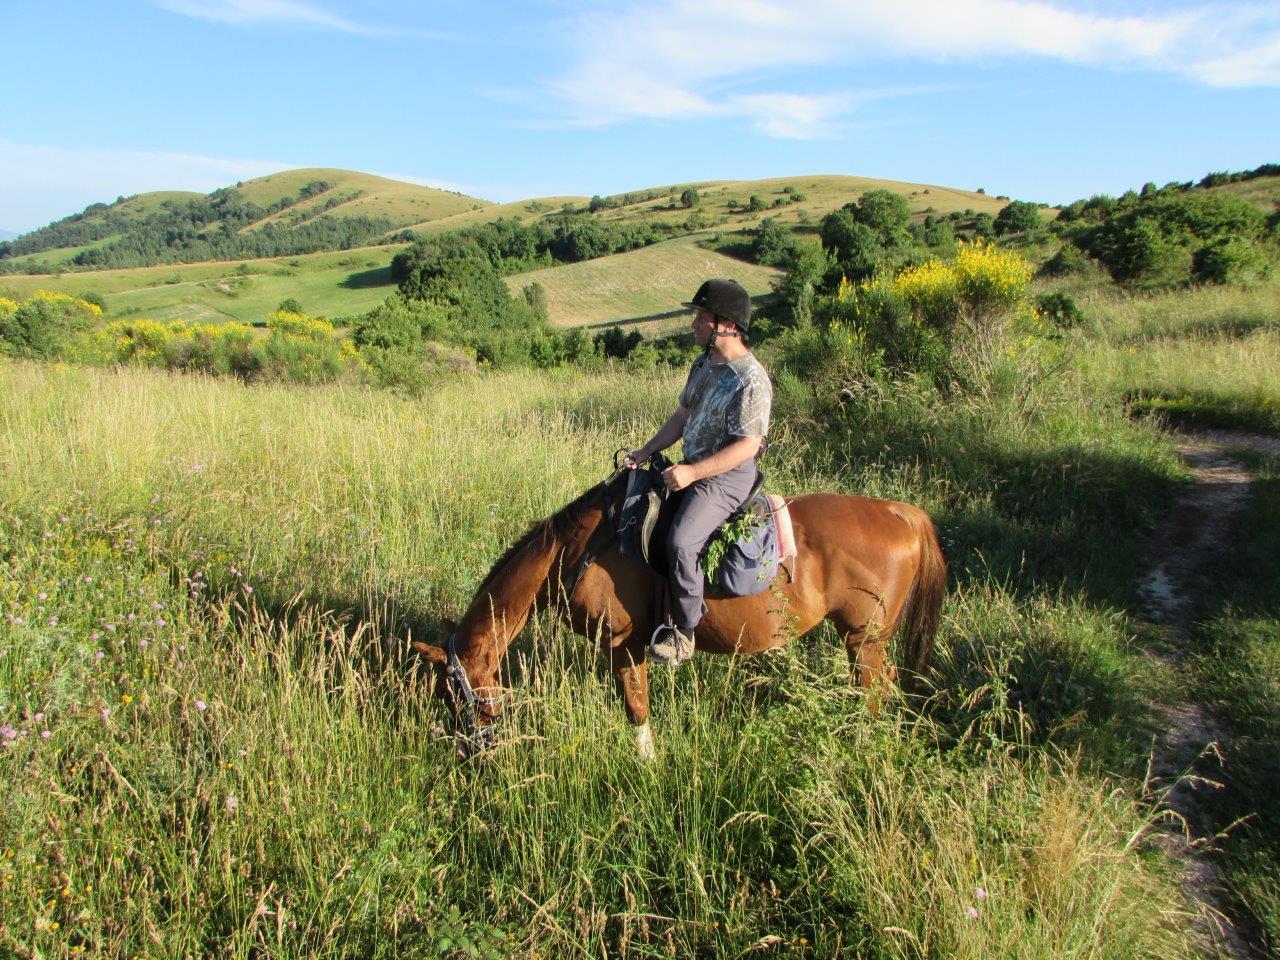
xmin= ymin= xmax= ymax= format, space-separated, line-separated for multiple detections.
xmin=648 ymin=624 xmax=695 ymax=665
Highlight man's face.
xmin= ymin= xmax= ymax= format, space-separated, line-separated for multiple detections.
xmin=691 ymin=307 xmax=717 ymax=346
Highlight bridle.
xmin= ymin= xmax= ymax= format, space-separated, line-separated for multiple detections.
xmin=443 ymin=629 xmax=504 ymax=756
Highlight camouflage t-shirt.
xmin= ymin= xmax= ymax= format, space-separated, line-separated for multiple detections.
xmin=678 ymin=352 xmax=772 ymax=463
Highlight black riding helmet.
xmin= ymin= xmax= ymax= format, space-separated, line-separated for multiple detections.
xmin=683 ymin=278 xmax=751 ymax=331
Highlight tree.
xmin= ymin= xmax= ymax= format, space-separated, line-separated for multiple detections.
xmin=848 ymin=189 xmax=913 ymax=247
xmin=751 ymin=218 xmax=797 ymax=266
xmin=748 ymin=195 xmax=766 ymax=212
xmin=680 ymin=188 xmax=700 ymax=209
xmin=819 ymin=210 xmax=882 ymax=280
xmin=993 ymin=200 xmax=1043 ymax=236
xmin=523 ymin=281 xmax=548 ymax=319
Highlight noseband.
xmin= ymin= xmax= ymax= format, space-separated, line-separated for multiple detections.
xmin=444 ymin=631 xmax=504 ymax=755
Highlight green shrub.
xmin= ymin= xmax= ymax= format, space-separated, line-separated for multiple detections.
xmin=994 ymin=201 xmax=1043 ymax=236
xmin=1036 ymin=292 xmax=1085 ymax=328
xmin=1038 ymin=244 xmax=1088 ymax=278
xmin=0 ymin=291 xmax=102 ymax=359
xmin=1192 ymin=236 xmax=1270 ymax=284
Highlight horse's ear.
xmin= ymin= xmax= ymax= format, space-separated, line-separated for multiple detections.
xmin=411 ymin=642 xmax=447 ymax=665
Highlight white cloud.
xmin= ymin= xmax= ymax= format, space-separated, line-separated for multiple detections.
xmin=546 ymin=0 xmax=1280 ymax=135
xmin=0 ymin=140 xmax=291 ymax=234
xmin=154 ymin=0 xmax=378 ymax=33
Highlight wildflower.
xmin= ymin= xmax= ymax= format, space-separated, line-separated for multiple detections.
xmin=40 ymin=730 xmax=51 ymax=740
xmin=59 ymin=515 xmax=68 ymax=524
xmin=43 ymin=531 xmax=52 ymax=539
xmin=974 ymin=887 xmax=989 ymax=900
xmin=105 ymin=623 xmax=116 ymax=632
xmin=195 ymin=700 xmax=207 ymax=711
xmin=243 ymin=584 xmax=254 ymax=595
xmin=37 ymin=592 xmax=47 ymax=601
xmin=127 ymin=613 xmax=136 ymax=622
xmin=225 ymin=795 xmax=238 ymax=811
xmin=100 ymin=708 xmax=110 ymax=721
xmin=90 ymin=631 xmax=101 ymax=642
xmin=0 ymin=725 xmax=15 ymax=742
xmin=48 ymin=616 xmax=58 ymax=627
xmin=120 ymin=694 xmax=133 ymax=705
xmin=153 ymin=602 xmax=164 ymax=611
xmin=138 ymin=639 xmax=149 ymax=649
xmin=124 ymin=539 xmax=134 ymax=548
xmin=95 ymin=651 xmax=105 ymax=662
xmin=155 ymin=618 xmax=166 ymax=628
xmin=83 ymin=576 xmax=93 ymax=584
xmin=965 ymin=906 xmax=979 ymax=919
xmin=32 ymin=712 xmax=43 ymax=723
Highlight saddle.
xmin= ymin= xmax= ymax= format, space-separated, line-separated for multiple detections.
xmin=618 ymin=453 xmax=796 ymax=597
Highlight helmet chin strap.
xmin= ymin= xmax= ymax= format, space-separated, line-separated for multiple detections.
xmin=704 ymin=321 xmax=741 ymax=354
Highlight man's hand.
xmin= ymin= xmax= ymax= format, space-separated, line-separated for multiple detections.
xmin=662 ymin=463 xmax=698 ymax=492
xmin=623 ymin=449 xmax=648 ymax=470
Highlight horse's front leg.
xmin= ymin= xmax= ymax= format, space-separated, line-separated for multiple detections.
xmin=610 ymin=644 xmax=654 ymax=760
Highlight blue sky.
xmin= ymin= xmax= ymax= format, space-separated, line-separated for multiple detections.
xmin=2 ymin=0 xmax=1278 ymax=233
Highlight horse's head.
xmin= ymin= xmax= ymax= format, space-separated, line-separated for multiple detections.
xmin=412 ymin=618 xmax=507 ymax=758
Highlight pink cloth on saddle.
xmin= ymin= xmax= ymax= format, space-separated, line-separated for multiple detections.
xmin=765 ymin=494 xmax=797 ymax=561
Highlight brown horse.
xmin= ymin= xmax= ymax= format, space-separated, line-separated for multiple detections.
xmin=413 ymin=469 xmax=946 ymax=757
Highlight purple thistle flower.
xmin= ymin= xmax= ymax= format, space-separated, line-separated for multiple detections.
xmin=105 ymin=623 xmax=116 ymax=632
xmin=0 ymin=724 xmax=16 ymax=742
xmin=100 ymin=707 xmax=110 ymax=721
xmin=155 ymin=618 xmax=166 ymax=628
xmin=965 ymin=906 xmax=979 ymax=919
xmin=225 ymin=795 xmax=238 ymax=811
xmin=195 ymin=700 xmax=207 ymax=712
xmin=94 ymin=650 xmax=105 ymax=662
xmin=37 ymin=592 xmax=47 ymax=601
xmin=138 ymin=639 xmax=149 ymax=649
xmin=48 ymin=616 xmax=58 ymax=627
xmin=40 ymin=730 xmax=51 ymax=740
xmin=974 ymin=887 xmax=989 ymax=900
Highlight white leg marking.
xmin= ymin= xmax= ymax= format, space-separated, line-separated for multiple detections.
xmin=633 ymin=722 xmax=656 ymax=761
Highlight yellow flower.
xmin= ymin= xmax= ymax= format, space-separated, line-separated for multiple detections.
xmin=120 ymin=693 xmax=134 ymax=704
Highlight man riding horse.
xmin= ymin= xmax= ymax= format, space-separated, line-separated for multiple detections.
xmin=625 ymin=278 xmax=772 ymax=665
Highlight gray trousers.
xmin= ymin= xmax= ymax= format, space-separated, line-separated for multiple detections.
xmin=666 ymin=460 xmax=758 ymax=630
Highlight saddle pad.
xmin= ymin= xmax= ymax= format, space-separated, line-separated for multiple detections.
xmin=766 ymin=494 xmax=796 ymax=561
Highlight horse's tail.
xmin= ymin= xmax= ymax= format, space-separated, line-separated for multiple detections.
xmin=894 ymin=505 xmax=947 ymax=694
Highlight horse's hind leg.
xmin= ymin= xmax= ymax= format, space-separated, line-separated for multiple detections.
xmin=610 ymin=645 xmax=654 ymax=759
xmin=842 ymin=627 xmax=898 ymax=717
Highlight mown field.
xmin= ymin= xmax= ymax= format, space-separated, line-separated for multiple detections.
xmin=506 ymin=234 xmax=781 ymax=330
xmin=6 ymin=264 xmax=1279 ymax=956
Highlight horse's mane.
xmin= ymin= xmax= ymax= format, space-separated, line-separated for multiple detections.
xmin=472 ymin=482 xmax=605 ymax=596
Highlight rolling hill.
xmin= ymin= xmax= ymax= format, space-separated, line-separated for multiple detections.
xmin=0 ymin=169 xmax=491 ymax=272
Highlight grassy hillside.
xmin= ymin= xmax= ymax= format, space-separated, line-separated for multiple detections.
xmin=0 ymin=246 xmax=408 ymax=324
xmin=234 ymin=167 xmax=489 ymax=231
xmin=506 ymin=233 xmax=780 ymax=330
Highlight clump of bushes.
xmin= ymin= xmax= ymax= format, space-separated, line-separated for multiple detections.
xmin=0 ymin=290 xmax=102 ymax=360
xmin=775 ymin=241 xmax=1038 ymax=398
xmin=1055 ymin=186 xmax=1275 ymax=288
xmin=101 ymin=310 xmax=366 ymax=384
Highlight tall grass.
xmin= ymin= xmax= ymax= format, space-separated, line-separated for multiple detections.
xmin=0 ymin=361 xmax=1202 ymax=957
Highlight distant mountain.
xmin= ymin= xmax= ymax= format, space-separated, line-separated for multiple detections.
xmin=0 ymin=229 xmax=18 ymax=242
xmin=0 ymin=169 xmax=493 ymax=273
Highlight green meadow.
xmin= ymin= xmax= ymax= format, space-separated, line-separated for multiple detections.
xmin=7 ymin=280 xmax=1278 ymax=954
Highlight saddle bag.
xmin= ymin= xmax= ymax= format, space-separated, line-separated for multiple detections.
xmin=706 ymin=493 xmax=781 ymax=597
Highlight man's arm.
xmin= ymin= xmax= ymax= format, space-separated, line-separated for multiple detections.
xmin=663 ymin=435 xmax=762 ymax=491
xmin=626 ymin=406 xmax=690 ymax=467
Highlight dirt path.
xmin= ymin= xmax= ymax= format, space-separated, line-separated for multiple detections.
xmin=1137 ymin=430 xmax=1275 ymax=959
